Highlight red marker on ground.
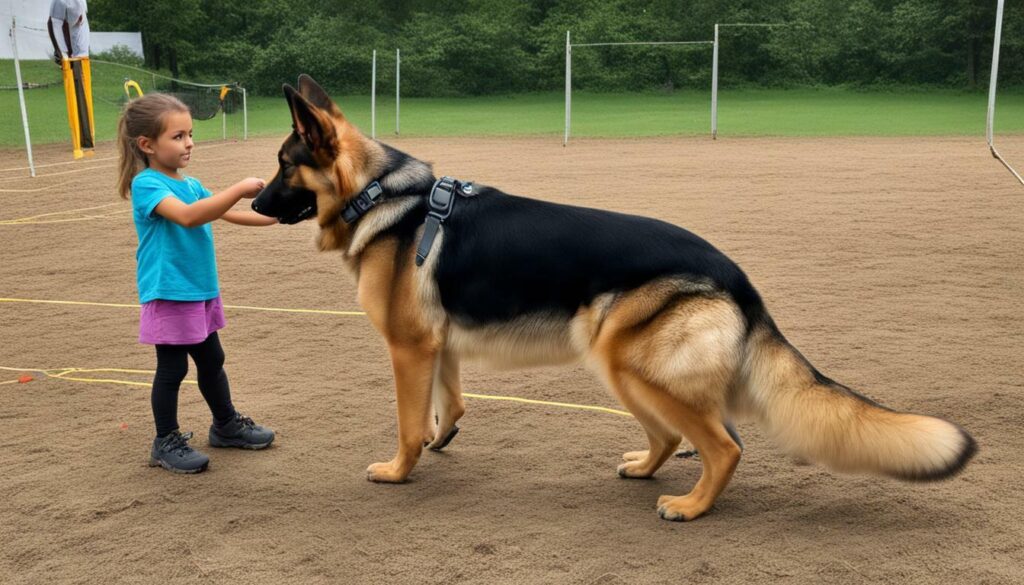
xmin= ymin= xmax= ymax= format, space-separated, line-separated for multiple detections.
xmin=18 ymin=374 xmax=33 ymax=384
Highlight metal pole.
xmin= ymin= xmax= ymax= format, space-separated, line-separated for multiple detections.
xmin=242 ymin=87 xmax=248 ymax=140
xmin=987 ymin=0 xmax=1024 ymax=184
xmin=396 ymin=48 xmax=400 ymax=135
xmin=10 ymin=18 xmax=35 ymax=177
xmin=371 ymin=49 xmax=377 ymax=139
xmin=712 ymin=24 xmax=719 ymax=139
xmin=222 ymin=107 xmax=226 ymax=140
xmin=987 ymin=1 xmax=1003 ymax=146
xmin=564 ymin=30 xmax=571 ymax=146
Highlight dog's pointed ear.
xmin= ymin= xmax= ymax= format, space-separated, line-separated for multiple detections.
xmin=297 ymin=74 xmax=343 ymax=118
xmin=284 ymin=84 xmax=337 ymax=160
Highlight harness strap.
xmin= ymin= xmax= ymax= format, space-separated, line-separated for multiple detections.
xmin=416 ymin=176 xmax=473 ymax=266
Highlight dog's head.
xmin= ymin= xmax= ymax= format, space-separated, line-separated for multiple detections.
xmin=252 ymin=75 xmax=374 ymax=225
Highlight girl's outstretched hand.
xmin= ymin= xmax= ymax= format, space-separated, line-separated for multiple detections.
xmin=237 ymin=177 xmax=266 ymax=198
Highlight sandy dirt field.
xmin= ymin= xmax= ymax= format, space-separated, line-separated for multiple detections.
xmin=1 ymin=134 xmax=1022 ymax=584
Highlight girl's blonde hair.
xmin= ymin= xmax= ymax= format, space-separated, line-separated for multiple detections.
xmin=116 ymin=93 xmax=190 ymax=199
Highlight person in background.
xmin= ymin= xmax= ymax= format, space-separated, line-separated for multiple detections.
xmin=48 ymin=0 xmax=94 ymax=152
xmin=47 ymin=0 xmax=90 ymax=63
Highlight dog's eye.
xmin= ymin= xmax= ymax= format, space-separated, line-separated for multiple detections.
xmin=283 ymin=164 xmax=296 ymax=179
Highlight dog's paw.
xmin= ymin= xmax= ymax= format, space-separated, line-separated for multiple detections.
xmin=656 ymin=494 xmax=706 ymax=522
xmin=622 ymin=450 xmax=648 ymax=462
xmin=617 ymin=460 xmax=655 ymax=479
xmin=366 ymin=461 xmax=409 ymax=483
xmin=426 ymin=425 xmax=459 ymax=452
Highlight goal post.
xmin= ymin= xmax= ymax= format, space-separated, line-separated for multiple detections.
xmin=563 ymin=25 xmax=797 ymax=145
xmin=563 ymin=30 xmax=715 ymax=146
xmin=370 ymin=48 xmax=402 ymax=138
xmin=987 ymin=0 xmax=1023 ymax=185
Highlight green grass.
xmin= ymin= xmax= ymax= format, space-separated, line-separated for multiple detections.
xmin=4 ymin=59 xmax=1024 ymax=147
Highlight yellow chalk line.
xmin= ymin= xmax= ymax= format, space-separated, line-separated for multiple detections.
xmin=0 ymin=203 xmax=129 ymax=225
xmin=0 ymin=365 xmax=632 ymax=417
xmin=0 ymin=366 xmax=197 ymax=388
xmin=4 ymin=164 xmax=117 ymax=179
xmin=6 ymin=201 xmax=121 ymax=220
xmin=0 ymin=142 xmax=240 ymax=192
xmin=0 ymin=155 xmax=119 ymax=173
xmin=0 ymin=181 xmax=73 ymax=194
xmin=0 ymin=297 xmax=368 ymax=316
xmin=0 ymin=141 xmax=238 ymax=175
xmin=462 ymin=392 xmax=631 ymax=417
xmin=0 ymin=211 xmax=129 ymax=226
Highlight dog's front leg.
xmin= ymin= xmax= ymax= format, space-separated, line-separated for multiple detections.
xmin=367 ymin=341 xmax=437 ymax=483
xmin=426 ymin=349 xmax=465 ymax=451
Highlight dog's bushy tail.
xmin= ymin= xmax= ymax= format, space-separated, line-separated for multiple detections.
xmin=735 ymin=323 xmax=976 ymax=481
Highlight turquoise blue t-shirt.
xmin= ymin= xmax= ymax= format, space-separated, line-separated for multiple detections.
xmin=131 ymin=168 xmax=219 ymax=304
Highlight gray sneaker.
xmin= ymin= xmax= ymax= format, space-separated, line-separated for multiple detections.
xmin=149 ymin=431 xmax=210 ymax=474
xmin=209 ymin=412 xmax=275 ymax=450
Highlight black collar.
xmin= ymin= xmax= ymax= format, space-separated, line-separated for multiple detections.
xmin=340 ymin=181 xmax=385 ymax=224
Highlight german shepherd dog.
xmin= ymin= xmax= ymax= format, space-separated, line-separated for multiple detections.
xmin=252 ymin=75 xmax=976 ymax=522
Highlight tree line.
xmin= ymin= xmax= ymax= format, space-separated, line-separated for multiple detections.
xmin=88 ymin=0 xmax=1024 ymax=96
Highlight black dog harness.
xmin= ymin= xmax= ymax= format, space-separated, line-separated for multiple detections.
xmin=415 ymin=176 xmax=473 ymax=266
xmin=338 ymin=175 xmax=473 ymax=266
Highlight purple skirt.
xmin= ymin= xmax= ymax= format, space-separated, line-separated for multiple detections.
xmin=139 ymin=296 xmax=226 ymax=345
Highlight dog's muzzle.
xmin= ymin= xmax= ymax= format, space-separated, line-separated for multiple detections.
xmin=252 ymin=190 xmax=317 ymax=224
xmin=276 ymin=204 xmax=316 ymax=225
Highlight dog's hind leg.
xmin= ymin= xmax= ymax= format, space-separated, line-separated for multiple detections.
xmin=426 ymin=349 xmax=465 ymax=451
xmin=614 ymin=373 xmax=742 ymax=521
xmin=599 ymin=367 xmax=681 ymax=479
xmin=593 ymin=289 xmax=745 ymax=520
xmin=654 ymin=396 xmax=742 ymax=521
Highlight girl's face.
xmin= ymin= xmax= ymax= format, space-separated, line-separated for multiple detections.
xmin=138 ymin=111 xmax=194 ymax=174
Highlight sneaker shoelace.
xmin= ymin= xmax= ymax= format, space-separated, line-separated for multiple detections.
xmin=163 ymin=431 xmax=195 ymax=456
xmin=235 ymin=414 xmax=256 ymax=429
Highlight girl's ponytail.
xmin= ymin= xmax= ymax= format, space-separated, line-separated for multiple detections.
xmin=116 ymin=93 xmax=190 ymax=199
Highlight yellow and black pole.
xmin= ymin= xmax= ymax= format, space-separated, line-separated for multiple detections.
xmin=61 ymin=56 xmax=95 ymax=159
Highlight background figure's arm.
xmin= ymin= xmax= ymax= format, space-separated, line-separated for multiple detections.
xmin=62 ymin=21 xmax=73 ymax=56
xmin=47 ymin=18 xmax=65 ymax=62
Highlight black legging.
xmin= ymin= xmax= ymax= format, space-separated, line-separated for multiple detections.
xmin=152 ymin=332 xmax=236 ymax=437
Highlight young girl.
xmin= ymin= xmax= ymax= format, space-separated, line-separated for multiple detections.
xmin=118 ymin=93 xmax=277 ymax=474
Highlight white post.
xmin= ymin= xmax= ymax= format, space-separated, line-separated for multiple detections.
xmin=371 ymin=49 xmax=377 ymax=139
xmin=222 ymin=107 xmax=226 ymax=140
xmin=396 ymin=48 xmax=400 ymax=135
xmin=987 ymin=1 xmax=1003 ymax=146
xmin=10 ymin=18 xmax=35 ymax=178
xmin=986 ymin=0 xmax=1024 ymax=184
xmin=242 ymin=87 xmax=248 ymax=140
xmin=564 ymin=30 xmax=571 ymax=146
xmin=712 ymin=24 xmax=719 ymax=140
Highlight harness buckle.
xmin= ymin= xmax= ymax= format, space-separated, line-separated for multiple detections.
xmin=415 ymin=176 xmax=465 ymax=266
xmin=341 ymin=180 xmax=383 ymax=224
xmin=427 ymin=177 xmax=457 ymax=221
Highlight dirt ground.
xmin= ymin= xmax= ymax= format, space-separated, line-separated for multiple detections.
xmin=1 ymin=134 xmax=1022 ymax=585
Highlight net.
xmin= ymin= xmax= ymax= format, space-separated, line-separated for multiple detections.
xmin=2 ymin=35 xmax=247 ymax=151
xmin=89 ymin=59 xmax=243 ymax=121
